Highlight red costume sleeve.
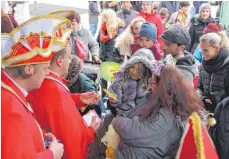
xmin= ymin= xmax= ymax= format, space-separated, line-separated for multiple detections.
xmin=1 ymin=106 xmax=54 ymax=159
xmin=71 ymin=93 xmax=84 ymax=107
xmin=29 ymin=80 xmax=95 ymax=159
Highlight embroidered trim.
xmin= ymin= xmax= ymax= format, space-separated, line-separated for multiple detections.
xmin=189 ymin=112 xmax=205 ymax=159
xmin=1 ymin=81 xmax=45 ymax=148
xmin=1 ymin=81 xmax=33 ymax=113
xmin=45 ymin=76 xmax=70 ymax=92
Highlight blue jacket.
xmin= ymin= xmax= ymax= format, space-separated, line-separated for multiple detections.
xmin=193 ymin=44 xmax=203 ymax=63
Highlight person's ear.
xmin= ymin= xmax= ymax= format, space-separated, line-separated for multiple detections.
xmin=24 ymin=65 xmax=35 ymax=76
xmin=214 ymin=45 xmax=220 ymax=53
xmin=178 ymin=45 xmax=185 ymax=51
xmin=56 ymin=56 xmax=64 ymax=67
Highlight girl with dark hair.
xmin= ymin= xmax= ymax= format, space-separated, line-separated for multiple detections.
xmin=111 ymin=64 xmax=205 ymax=159
xmin=108 ymin=48 xmax=155 ymax=116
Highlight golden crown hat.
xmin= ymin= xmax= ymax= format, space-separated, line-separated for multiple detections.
xmin=175 ymin=112 xmax=219 ymax=159
xmin=48 ymin=10 xmax=75 ymax=18
xmin=1 ymin=15 xmax=72 ymax=68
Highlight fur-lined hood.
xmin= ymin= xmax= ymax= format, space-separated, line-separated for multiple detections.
xmin=66 ymin=55 xmax=83 ymax=87
xmin=120 ymin=48 xmax=155 ymax=72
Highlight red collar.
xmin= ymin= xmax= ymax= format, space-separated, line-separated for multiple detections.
xmin=1 ymin=70 xmax=27 ymax=103
xmin=48 ymin=71 xmax=69 ymax=85
xmin=1 ymin=70 xmax=34 ymax=113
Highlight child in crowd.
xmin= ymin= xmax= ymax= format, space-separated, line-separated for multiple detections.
xmin=130 ymin=22 xmax=163 ymax=60
xmin=108 ymin=48 xmax=155 ymax=116
xmin=159 ymin=7 xmax=170 ymax=29
xmin=113 ymin=17 xmax=146 ymax=62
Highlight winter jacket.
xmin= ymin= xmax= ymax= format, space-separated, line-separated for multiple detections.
xmin=197 ymin=48 xmax=229 ymax=112
xmin=209 ymin=97 xmax=229 ymax=159
xmin=67 ymin=55 xmax=96 ymax=93
xmin=109 ymin=49 xmax=155 ymax=116
xmin=89 ymin=1 xmax=100 ymax=24
xmin=1 ymin=14 xmax=18 ymax=33
xmin=138 ymin=11 xmax=165 ymax=47
xmin=112 ymin=107 xmax=183 ymax=159
xmin=98 ymin=22 xmax=125 ymax=62
xmin=70 ymin=26 xmax=99 ymax=62
xmin=186 ymin=16 xmax=215 ymax=53
xmin=193 ymin=44 xmax=203 ymax=63
xmin=116 ymin=9 xmax=139 ymax=27
xmin=69 ymin=73 xmax=96 ymax=93
xmin=176 ymin=51 xmax=198 ymax=84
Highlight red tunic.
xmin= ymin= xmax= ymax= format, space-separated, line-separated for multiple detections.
xmin=1 ymin=71 xmax=53 ymax=159
xmin=138 ymin=11 xmax=165 ymax=48
xmin=28 ymin=71 xmax=95 ymax=159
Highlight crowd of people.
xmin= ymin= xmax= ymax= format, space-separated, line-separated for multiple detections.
xmin=1 ymin=1 xmax=229 ymax=159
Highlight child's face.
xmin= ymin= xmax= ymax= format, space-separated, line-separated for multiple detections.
xmin=139 ymin=37 xmax=154 ymax=49
xmin=128 ymin=63 xmax=141 ymax=80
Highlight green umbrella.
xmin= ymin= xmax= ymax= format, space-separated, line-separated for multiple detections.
xmin=101 ymin=62 xmax=120 ymax=82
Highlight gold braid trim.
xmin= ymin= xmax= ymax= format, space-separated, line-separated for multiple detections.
xmin=2 ymin=81 xmax=45 ymax=148
xmin=189 ymin=112 xmax=206 ymax=159
xmin=48 ymin=10 xmax=75 ymax=17
xmin=10 ymin=15 xmax=71 ymax=36
xmin=45 ymin=75 xmax=70 ymax=92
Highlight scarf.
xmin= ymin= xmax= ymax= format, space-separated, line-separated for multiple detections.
xmin=122 ymin=9 xmax=131 ymax=14
xmin=176 ymin=9 xmax=188 ymax=27
xmin=203 ymin=47 xmax=229 ymax=73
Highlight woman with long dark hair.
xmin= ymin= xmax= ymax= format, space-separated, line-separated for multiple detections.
xmin=111 ymin=64 xmax=205 ymax=159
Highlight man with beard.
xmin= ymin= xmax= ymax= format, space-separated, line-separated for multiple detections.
xmin=160 ymin=26 xmax=197 ymax=84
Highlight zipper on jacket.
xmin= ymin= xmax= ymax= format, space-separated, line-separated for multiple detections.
xmin=210 ymin=73 xmax=214 ymax=98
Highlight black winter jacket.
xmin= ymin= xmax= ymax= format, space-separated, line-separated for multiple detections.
xmin=97 ymin=30 xmax=123 ymax=62
xmin=186 ymin=16 xmax=215 ymax=53
xmin=197 ymin=48 xmax=229 ymax=112
xmin=209 ymin=97 xmax=229 ymax=159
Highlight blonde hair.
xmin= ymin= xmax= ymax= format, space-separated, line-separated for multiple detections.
xmin=115 ymin=17 xmax=146 ymax=56
xmin=218 ymin=31 xmax=229 ymax=50
xmin=101 ymin=9 xmax=117 ymax=28
xmin=101 ymin=9 xmax=125 ymax=36
xmin=200 ymin=32 xmax=229 ymax=50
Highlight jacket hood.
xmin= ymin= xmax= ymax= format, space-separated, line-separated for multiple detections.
xmin=176 ymin=51 xmax=198 ymax=77
xmin=120 ymin=48 xmax=155 ymax=72
xmin=67 ymin=55 xmax=83 ymax=87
